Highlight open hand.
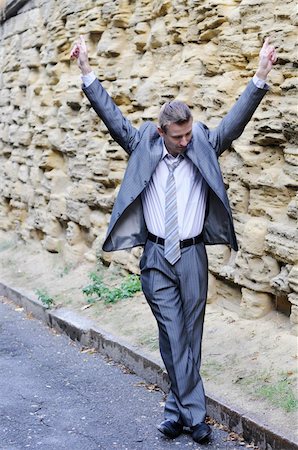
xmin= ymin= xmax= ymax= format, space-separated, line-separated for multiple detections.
xmin=256 ymin=37 xmax=277 ymax=79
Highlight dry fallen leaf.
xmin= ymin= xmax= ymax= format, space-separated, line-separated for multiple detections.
xmin=134 ymin=381 xmax=146 ymax=387
xmin=81 ymin=304 xmax=93 ymax=310
xmin=134 ymin=381 xmax=162 ymax=392
xmin=80 ymin=347 xmax=97 ymax=355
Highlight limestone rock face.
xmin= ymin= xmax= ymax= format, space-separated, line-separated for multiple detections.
xmin=0 ymin=0 xmax=297 ymax=323
xmin=240 ymin=288 xmax=273 ymax=320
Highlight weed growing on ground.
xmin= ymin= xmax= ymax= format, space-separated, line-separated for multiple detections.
xmin=36 ymin=289 xmax=55 ymax=308
xmin=57 ymin=263 xmax=74 ymax=278
xmin=137 ymin=333 xmax=159 ymax=352
xmin=82 ymin=272 xmax=141 ymax=304
xmin=234 ymin=369 xmax=298 ymax=412
xmin=256 ymin=374 xmax=298 ymax=412
xmin=201 ymin=360 xmax=225 ymax=379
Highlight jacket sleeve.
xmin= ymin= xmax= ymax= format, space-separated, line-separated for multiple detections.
xmin=208 ymin=79 xmax=269 ymax=157
xmin=82 ymin=78 xmax=141 ymax=155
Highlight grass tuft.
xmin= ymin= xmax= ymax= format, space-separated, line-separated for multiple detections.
xmin=232 ymin=370 xmax=298 ymax=412
xmin=256 ymin=377 xmax=298 ymax=412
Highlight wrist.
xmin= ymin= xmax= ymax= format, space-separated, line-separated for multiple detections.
xmin=79 ymin=62 xmax=92 ymax=76
xmin=255 ymin=68 xmax=268 ymax=80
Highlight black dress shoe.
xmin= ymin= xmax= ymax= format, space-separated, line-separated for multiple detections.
xmin=157 ymin=420 xmax=183 ymax=439
xmin=191 ymin=422 xmax=212 ymax=443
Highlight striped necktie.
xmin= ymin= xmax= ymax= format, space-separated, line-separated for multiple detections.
xmin=164 ymin=155 xmax=183 ymax=265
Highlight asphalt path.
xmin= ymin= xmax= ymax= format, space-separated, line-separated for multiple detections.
xmin=0 ymin=298 xmax=250 ymax=450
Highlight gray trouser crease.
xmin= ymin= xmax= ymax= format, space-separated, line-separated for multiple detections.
xmin=140 ymin=239 xmax=208 ymax=427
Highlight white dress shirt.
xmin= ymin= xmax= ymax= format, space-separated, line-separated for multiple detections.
xmin=82 ymin=72 xmax=267 ymax=239
xmin=141 ymin=146 xmax=208 ymax=239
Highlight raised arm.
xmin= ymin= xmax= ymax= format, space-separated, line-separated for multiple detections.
xmin=70 ymin=36 xmax=141 ymax=154
xmin=208 ymin=37 xmax=277 ymax=156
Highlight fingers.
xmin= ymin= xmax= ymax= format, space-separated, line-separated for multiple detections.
xmin=266 ymin=44 xmax=277 ymax=64
xmin=80 ymin=35 xmax=85 ymax=45
xmin=263 ymin=36 xmax=276 ymax=53
xmin=260 ymin=36 xmax=277 ymax=62
xmin=70 ymin=36 xmax=87 ymax=60
xmin=263 ymin=36 xmax=271 ymax=47
xmin=70 ymin=43 xmax=80 ymax=59
xmin=269 ymin=48 xmax=277 ymax=64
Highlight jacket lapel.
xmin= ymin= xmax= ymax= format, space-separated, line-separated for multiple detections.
xmin=186 ymin=134 xmax=228 ymax=207
xmin=149 ymin=137 xmax=163 ymax=173
xmin=109 ymin=133 xmax=163 ymax=224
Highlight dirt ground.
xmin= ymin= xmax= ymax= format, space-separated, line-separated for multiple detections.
xmin=0 ymin=231 xmax=297 ymax=444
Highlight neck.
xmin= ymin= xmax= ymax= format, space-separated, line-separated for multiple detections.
xmin=164 ymin=145 xmax=181 ymax=158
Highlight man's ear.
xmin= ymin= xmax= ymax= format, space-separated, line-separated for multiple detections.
xmin=157 ymin=126 xmax=165 ymax=137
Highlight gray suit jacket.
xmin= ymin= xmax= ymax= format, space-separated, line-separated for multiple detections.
xmin=83 ymin=79 xmax=268 ymax=253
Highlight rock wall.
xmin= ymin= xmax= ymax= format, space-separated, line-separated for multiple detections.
xmin=0 ymin=0 xmax=297 ymax=330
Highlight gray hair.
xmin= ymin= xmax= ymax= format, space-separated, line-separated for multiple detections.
xmin=158 ymin=101 xmax=192 ymax=132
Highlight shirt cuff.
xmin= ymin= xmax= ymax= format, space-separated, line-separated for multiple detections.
xmin=81 ymin=71 xmax=96 ymax=88
xmin=253 ymin=74 xmax=267 ymax=89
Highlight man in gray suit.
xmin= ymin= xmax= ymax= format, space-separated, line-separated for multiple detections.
xmin=71 ymin=37 xmax=276 ymax=444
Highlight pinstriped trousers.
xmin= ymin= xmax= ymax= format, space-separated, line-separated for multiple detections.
xmin=140 ymin=239 xmax=208 ymax=427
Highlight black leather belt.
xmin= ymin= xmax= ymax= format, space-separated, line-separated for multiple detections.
xmin=147 ymin=232 xmax=203 ymax=249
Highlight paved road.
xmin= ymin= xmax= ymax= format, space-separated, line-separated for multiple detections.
xmin=0 ymin=298 xmax=248 ymax=450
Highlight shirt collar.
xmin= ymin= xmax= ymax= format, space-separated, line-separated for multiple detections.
xmin=162 ymin=143 xmax=167 ymax=158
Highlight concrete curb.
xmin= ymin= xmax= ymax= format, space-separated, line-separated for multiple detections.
xmin=1 ymin=281 xmax=297 ymax=450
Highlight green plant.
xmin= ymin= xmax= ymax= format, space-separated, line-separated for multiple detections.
xmin=119 ymin=273 xmax=142 ymax=296
xmin=82 ymin=272 xmax=141 ymax=304
xmin=36 ymin=289 xmax=55 ymax=308
xmin=57 ymin=263 xmax=74 ymax=278
xmin=256 ymin=377 xmax=298 ymax=412
xmin=233 ymin=370 xmax=298 ymax=413
xmin=138 ymin=333 xmax=159 ymax=351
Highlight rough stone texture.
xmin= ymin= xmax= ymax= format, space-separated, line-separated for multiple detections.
xmin=240 ymin=287 xmax=273 ymax=319
xmin=0 ymin=0 xmax=297 ymax=326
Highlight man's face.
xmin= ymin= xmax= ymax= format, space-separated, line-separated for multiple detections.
xmin=158 ymin=119 xmax=193 ymax=156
